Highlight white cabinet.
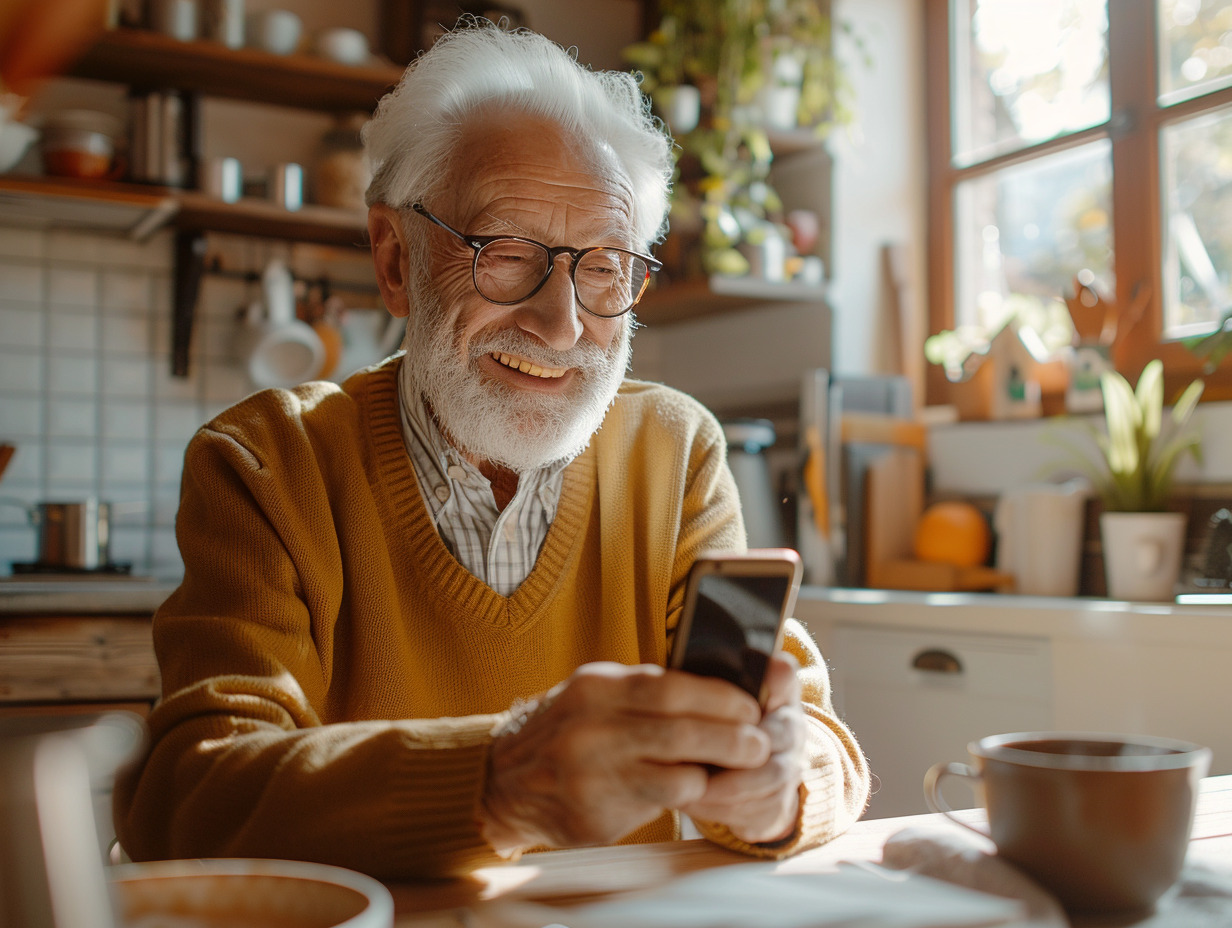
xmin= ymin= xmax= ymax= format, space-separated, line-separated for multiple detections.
xmin=828 ymin=623 xmax=1053 ymax=819
xmin=798 ymin=588 xmax=1232 ymax=821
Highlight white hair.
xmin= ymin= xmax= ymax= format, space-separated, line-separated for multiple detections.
xmin=362 ymin=21 xmax=674 ymax=249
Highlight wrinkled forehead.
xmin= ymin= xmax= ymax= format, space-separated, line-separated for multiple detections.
xmin=441 ymin=109 xmax=635 ymax=235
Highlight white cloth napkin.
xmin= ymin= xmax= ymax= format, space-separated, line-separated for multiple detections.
xmin=879 ymin=825 xmax=1068 ymax=927
xmin=877 ymin=825 xmax=1232 ymax=928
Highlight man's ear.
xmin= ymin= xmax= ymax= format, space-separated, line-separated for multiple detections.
xmin=368 ymin=203 xmax=412 ymax=318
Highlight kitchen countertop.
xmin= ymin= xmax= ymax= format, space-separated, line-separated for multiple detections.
xmin=796 ymin=585 xmax=1232 ymax=646
xmin=0 ymin=577 xmax=180 ymax=614
xmin=2 ymin=577 xmax=1229 ymax=629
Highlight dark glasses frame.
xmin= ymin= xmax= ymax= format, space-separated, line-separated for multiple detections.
xmin=411 ymin=203 xmax=661 ymax=319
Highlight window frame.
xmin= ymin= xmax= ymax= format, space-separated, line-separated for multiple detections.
xmin=925 ymin=0 xmax=1232 ymax=405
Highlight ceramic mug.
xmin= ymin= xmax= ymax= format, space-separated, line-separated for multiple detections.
xmin=924 ymin=731 xmax=1210 ymax=915
xmin=245 ymin=9 xmax=301 ymax=55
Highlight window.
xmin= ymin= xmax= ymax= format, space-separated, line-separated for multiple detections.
xmin=925 ymin=0 xmax=1232 ymax=403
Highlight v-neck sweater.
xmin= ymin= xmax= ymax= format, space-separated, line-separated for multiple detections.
xmin=114 ymin=356 xmax=870 ymax=880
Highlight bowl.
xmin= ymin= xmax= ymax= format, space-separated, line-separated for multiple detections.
xmin=314 ymin=28 xmax=369 ymax=66
xmin=0 ymin=117 xmax=38 ymax=173
xmin=39 ymin=110 xmax=121 ymax=180
xmin=247 ymin=9 xmax=303 ymax=56
xmin=109 ymin=858 xmax=394 ymax=928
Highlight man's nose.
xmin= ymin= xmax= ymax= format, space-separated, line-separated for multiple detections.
xmin=511 ymin=254 xmax=584 ymax=351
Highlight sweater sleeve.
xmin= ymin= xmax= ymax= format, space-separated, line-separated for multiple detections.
xmin=113 ymin=416 xmax=510 ymax=881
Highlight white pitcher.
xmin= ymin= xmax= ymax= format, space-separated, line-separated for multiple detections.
xmin=994 ymin=480 xmax=1089 ymax=597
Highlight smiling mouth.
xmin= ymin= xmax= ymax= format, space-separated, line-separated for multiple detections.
xmin=491 ymin=351 xmax=568 ymax=379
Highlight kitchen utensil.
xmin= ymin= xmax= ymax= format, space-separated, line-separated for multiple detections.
xmin=236 ymin=259 xmax=325 ymax=388
xmin=39 ymin=110 xmax=121 ymax=180
xmin=0 ymin=498 xmax=126 ymax=570
xmin=1197 ymin=507 xmax=1232 ymax=588
xmin=721 ymin=418 xmax=785 ymax=549
xmin=994 ymin=479 xmax=1088 ymax=596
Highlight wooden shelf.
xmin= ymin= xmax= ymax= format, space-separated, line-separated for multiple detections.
xmin=174 ymin=192 xmax=368 ymax=247
xmin=0 ymin=175 xmax=176 ymax=238
xmin=0 ymin=176 xmax=368 ymax=247
xmin=635 ymin=275 xmax=828 ymax=325
xmin=69 ymin=28 xmax=404 ymax=112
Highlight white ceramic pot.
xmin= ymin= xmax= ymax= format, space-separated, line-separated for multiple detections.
xmin=656 ymin=84 xmax=701 ymax=135
xmin=760 ymin=84 xmax=801 ymax=131
xmin=1100 ymin=511 xmax=1187 ymax=601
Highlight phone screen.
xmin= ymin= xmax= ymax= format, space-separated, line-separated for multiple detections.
xmin=677 ymin=571 xmax=793 ymax=700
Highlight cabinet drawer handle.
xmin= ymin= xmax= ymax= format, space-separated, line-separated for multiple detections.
xmin=911 ymin=648 xmax=963 ymax=674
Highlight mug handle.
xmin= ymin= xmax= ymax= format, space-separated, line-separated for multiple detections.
xmin=923 ymin=761 xmax=987 ymax=837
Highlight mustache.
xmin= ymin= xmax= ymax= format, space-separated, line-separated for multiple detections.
xmin=467 ymin=326 xmax=611 ymax=374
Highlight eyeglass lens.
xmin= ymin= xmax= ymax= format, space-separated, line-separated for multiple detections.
xmin=475 ymin=240 xmax=650 ymax=317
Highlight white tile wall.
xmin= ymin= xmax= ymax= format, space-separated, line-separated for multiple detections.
xmin=0 ymin=225 xmax=384 ymax=579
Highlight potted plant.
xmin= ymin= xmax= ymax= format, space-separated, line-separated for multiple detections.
xmin=1064 ymin=359 xmax=1204 ymax=600
xmin=622 ymin=0 xmax=857 ymax=282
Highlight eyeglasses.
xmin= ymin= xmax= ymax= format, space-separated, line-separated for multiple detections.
xmin=411 ymin=203 xmax=661 ymax=319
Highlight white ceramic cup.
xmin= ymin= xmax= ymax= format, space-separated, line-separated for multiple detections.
xmin=269 ymin=162 xmax=303 ymax=211
xmin=201 ymin=156 xmax=242 ymax=202
xmin=203 ymin=0 xmax=244 ymax=48
xmin=151 ymin=0 xmax=199 ymax=41
xmin=245 ymin=9 xmax=301 ymax=55
xmin=314 ymin=27 xmax=369 ymax=65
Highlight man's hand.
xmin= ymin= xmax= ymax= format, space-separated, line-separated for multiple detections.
xmin=679 ymin=653 xmax=807 ymax=844
xmin=479 ymin=661 xmax=772 ymax=853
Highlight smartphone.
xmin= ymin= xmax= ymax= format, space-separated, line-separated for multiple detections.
xmin=669 ymin=548 xmax=803 ymax=707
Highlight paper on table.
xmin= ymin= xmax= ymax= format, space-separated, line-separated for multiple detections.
xmin=477 ymin=860 xmax=1026 ymax=928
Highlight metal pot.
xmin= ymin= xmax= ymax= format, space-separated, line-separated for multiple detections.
xmin=0 ymin=499 xmax=114 ymax=569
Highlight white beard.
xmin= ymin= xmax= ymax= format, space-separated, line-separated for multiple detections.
xmin=400 ymin=279 xmax=631 ymax=474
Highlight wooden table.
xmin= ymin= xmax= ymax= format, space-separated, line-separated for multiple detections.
xmin=387 ymin=774 xmax=1232 ymax=927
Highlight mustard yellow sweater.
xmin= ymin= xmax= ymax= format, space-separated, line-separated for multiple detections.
xmin=114 ymin=357 xmax=869 ymax=880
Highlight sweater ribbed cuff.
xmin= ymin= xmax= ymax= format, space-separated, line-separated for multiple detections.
xmin=382 ymin=719 xmax=512 ymax=878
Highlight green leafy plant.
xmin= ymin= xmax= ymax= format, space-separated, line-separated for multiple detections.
xmin=622 ymin=0 xmax=862 ymax=279
xmin=1061 ymin=360 xmax=1204 ymax=512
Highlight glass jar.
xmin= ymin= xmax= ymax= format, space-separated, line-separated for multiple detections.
xmin=311 ymin=113 xmax=370 ymax=211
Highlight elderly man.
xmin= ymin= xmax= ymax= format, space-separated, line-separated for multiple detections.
xmin=115 ymin=22 xmax=869 ymax=880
